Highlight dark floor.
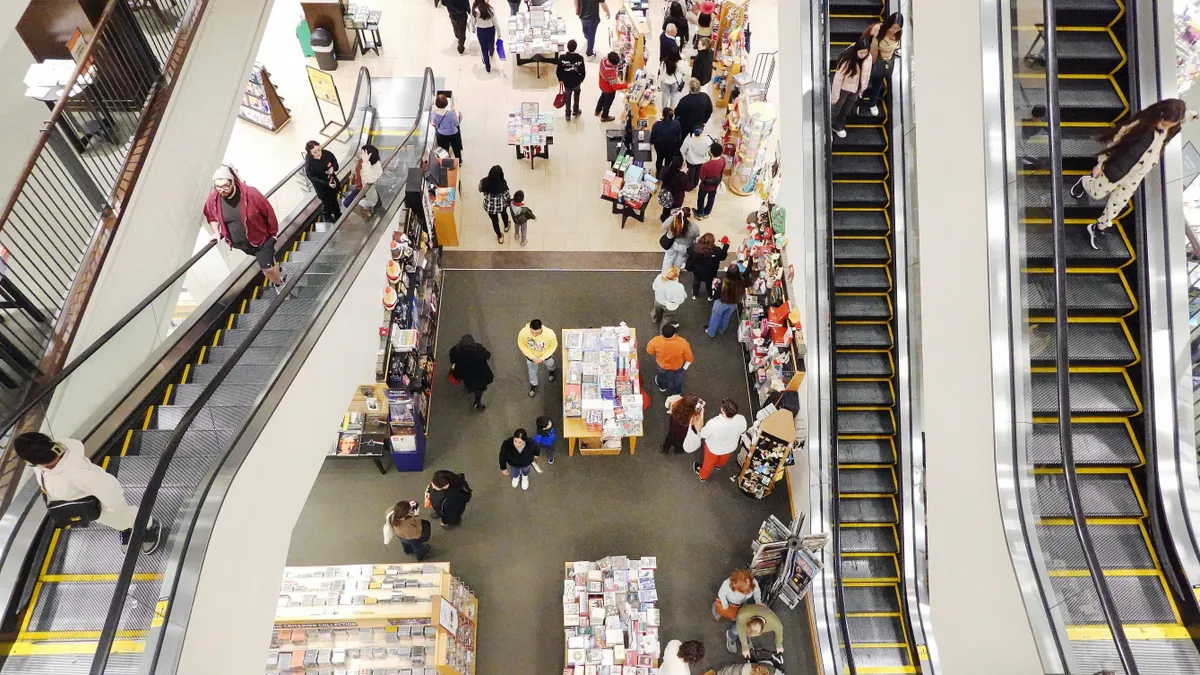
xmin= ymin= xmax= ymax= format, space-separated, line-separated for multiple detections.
xmin=287 ymin=270 xmax=814 ymax=675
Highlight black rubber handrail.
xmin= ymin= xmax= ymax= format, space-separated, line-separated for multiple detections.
xmin=88 ymin=67 xmax=433 ymax=675
xmin=1041 ymin=4 xmax=1139 ymax=673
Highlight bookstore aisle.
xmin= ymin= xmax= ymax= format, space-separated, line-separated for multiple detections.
xmin=288 ymin=269 xmax=814 ymax=674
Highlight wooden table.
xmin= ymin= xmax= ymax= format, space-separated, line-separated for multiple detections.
xmin=561 ymin=327 xmax=643 ymax=456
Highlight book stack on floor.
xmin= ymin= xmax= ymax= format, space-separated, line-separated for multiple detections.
xmin=563 ymin=557 xmax=661 ymax=675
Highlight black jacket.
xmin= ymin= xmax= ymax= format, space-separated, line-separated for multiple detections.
xmin=557 ymin=52 xmax=587 ymax=88
xmin=449 ymin=344 xmax=494 ymax=392
xmin=691 ymin=49 xmax=714 ymax=85
xmin=675 ymin=93 xmax=713 ymax=137
xmin=444 ymin=0 xmax=470 ymax=15
xmin=666 ymin=16 xmax=688 ymax=44
xmin=649 ymin=119 xmax=683 ymax=155
xmin=659 ymin=33 xmax=681 ymax=61
xmin=1101 ymin=127 xmax=1160 ymax=184
xmin=429 ymin=475 xmax=472 ymax=525
xmin=305 ymin=150 xmax=339 ymax=194
xmin=499 ymin=438 xmax=540 ymax=470
xmin=686 ymin=242 xmax=729 ymax=282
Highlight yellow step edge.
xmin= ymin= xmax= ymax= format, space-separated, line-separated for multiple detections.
xmin=1067 ymin=624 xmax=1190 ymax=641
xmin=39 ymin=573 xmax=161 ymax=583
xmin=1047 ymin=569 xmax=1159 ymax=577
xmin=842 ymin=667 xmax=917 ymax=674
xmin=6 ymin=640 xmax=145 ymax=656
xmin=17 ymin=629 xmax=147 ymax=640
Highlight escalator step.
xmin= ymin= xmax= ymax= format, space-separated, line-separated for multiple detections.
xmin=848 ymin=647 xmax=912 ymax=669
xmin=838 ymin=410 xmax=895 ymax=435
xmin=841 ymin=585 xmax=900 ymax=614
xmin=189 ymin=364 xmax=278 ymax=386
xmin=838 ymin=438 xmax=894 ymax=464
xmin=833 ymin=238 xmax=890 ymax=263
xmin=1072 ymin=639 xmax=1200 ymax=675
xmin=1057 ymin=78 xmax=1126 ymax=123
xmin=830 ymin=17 xmax=876 ymax=44
xmin=219 ymin=328 xmax=295 ymax=348
xmin=1029 ymin=371 xmax=1138 ymax=415
xmin=829 ymin=0 xmax=884 ymax=13
xmin=172 ymin=383 xmax=262 ymax=407
xmin=1024 ymin=272 xmax=1135 ymax=318
xmin=832 ymin=154 xmax=888 ymax=180
xmin=839 ymin=496 xmax=896 ymax=523
xmin=1028 ymin=422 xmax=1140 ymax=466
xmin=1020 ymin=174 xmax=1108 ymax=220
xmin=844 ymin=104 xmax=887 ymax=127
xmin=839 ymin=525 xmax=898 ymax=553
xmin=2 ymin=654 xmax=143 ymax=675
xmin=835 ymin=295 xmax=892 ymax=320
xmin=47 ymin=519 xmax=163 ymax=577
xmin=246 ymin=283 xmax=331 ymax=302
xmin=1037 ymin=522 xmax=1155 ymax=570
xmin=834 ymin=266 xmax=891 ymax=290
xmin=1054 ymin=31 xmax=1123 ymax=73
xmin=26 ymin=579 xmax=158 ymax=633
xmin=203 ymin=346 xmax=286 ymax=366
xmin=833 ymin=182 xmax=889 ymax=208
xmin=835 ymin=323 xmax=893 ymax=347
xmin=1034 ymin=471 xmax=1143 ymax=518
xmin=839 ymin=467 xmax=896 ymax=494
xmin=245 ymin=311 xmax=325 ymax=332
xmin=280 ymin=258 xmax=345 ymax=276
xmin=832 ymin=210 xmax=890 ymax=235
xmin=845 ymin=615 xmax=904 ymax=644
xmin=1018 ymin=125 xmax=1108 ymax=168
xmin=111 ymin=455 xmax=215 ymax=488
xmin=843 ymin=556 xmax=897 ymax=582
xmin=129 ymin=429 xmax=228 ymax=456
xmin=243 ymin=297 xmax=324 ymax=315
xmin=837 ymin=380 xmax=893 ymax=406
xmin=1022 ymin=222 xmax=1132 ymax=266
xmin=833 ymin=126 xmax=887 ymax=153
xmin=836 ymin=351 xmax=893 ymax=377
xmin=1053 ymin=0 xmax=1122 ymax=25
xmin=154 ymin=404 xmax=250 ymax=431
xmin=1051 ymin=574 xmax=1176 ymax=623
xmin=1027 ymin=321 xmax=1136 ymax=366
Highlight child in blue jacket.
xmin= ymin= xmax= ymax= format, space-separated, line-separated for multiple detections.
xmin=533 ymin=416 xmax=558 ymax=465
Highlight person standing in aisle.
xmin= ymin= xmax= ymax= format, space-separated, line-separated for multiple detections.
xmin=499 ymin=428 xmax=539 ymax=490
xmin=686 ymin=233 xmax=729 ymax=299
xmin=448 ymin=334 xmax=494 ymax=410
xmin=595 ymin=52 xmax=623 ymax=122
xmin=479 ymin=165 xmax=512 ymax=244
xmin=728 ymin=603 xmax=785 ymax=658
xmin=859 ymin=12 xmax=903 ymax=116
xmin=533 ymin=416 xmax=559 ymax=465
xmin=713 ymin=569 xmax=762 ymax=621
xmin=830 ymin=39 xmax=872 ymax=138
xmin=15 ymin=432 xmax=163 ymax=554
xmin=508 ymin=0 xmax=520 ymax=15
xmin=650 ymin=109 xmax=684 ymax=179
xmin=510 ymin=190 xmax=537 ymax=246
xmin=304 ymin=140 xmax=342 ymax=221
xmin=695 ymin=398 xmax=747 ymax=481
xmin=473 ymin=0 xmax=498 ymax=72
xmin=651 ymin=266 xmax=688 ymax=328
xmin=575 ymin=0 xmax=611 ymax=59
xmin=681 ymin=126 xmax=710 ymax=186
xmin=663 ymin=393 xmax=704 ymax=454
xmin=204 ymin=165 xmax=287 ymax=294
xmin=661 ymin=205 xmax=699 ymax=272
xmin=383 ymin=500 xmax=431 ymax=560
xmin=664 ymin=2 xmax=690 ymax=51
xmin=444 ymin=0 xmax=471 ymax=53
xmin=675 ymin=79 xmax=714 ymax=138
xmin=432 ymin=94 xmax=464 ymax=165
xmin=518 ymin=318 xmax=558 ymax=396
xmin=659 ymin=52 xmax=686 ymax=111
xmin=646 ymin=323 xmax=693 ymax=395
xmin=660 ymin=639 xmax=705 ymax=675
xmin=695 ymin=142 xmax=726 ymax=218
xmin=556 ymin=40 xmax=587 ymax=120
xmin=691 ymin=37 xmax=714 ymax=87
xmin=424 ymin=470 xmax=472 ymax=527
xmin=706 ymin=265 xmax=744 ymax=337
xmin=660 ymin=23 xmax=681 ymax=63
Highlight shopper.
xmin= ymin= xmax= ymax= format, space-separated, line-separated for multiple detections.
xmin=687 ymin=233 xmax=729 ymax=299
xmin=646 ymin=323 xmax=693 ymax=395
xmin=595 ymin=52 xmax=623 ymax=122
xmin=510 ymin=190 xmax=537 ymax=246
xmin=660 ymin=23 xmax=681 ymax=63
xmin=713 ymin=569 xmax=762 ymax=621
xmin=556 ymin=40 xmax=587 ymax=119
xmin=675 ymin=79 xmax=714 ymax=137
xmin=659 ymin=159 xmax=694 ymax=222
xmin=576 ymin=0 xmax=611 ymax=59
xmin=518 ymin=318 xmax=559 ymax=396
xmin=681 ymin=126 xmax=710 ymax=185
xmin=499 ymin=428 xmax=540 ymax=490
xmin=1070 ymin=99 xmax=1198 ymax=249
xmin=706 ymin=265 xmax=744 ymax=337
xmin=663 ymin=393 xmax=704 ymax=454
xmin=473 ymin=0 xmax=498 ymax=72
xmin=533 ymin=415 xmax=559 ymax=464
xmin=830 ymin=39 xmax=873 ymax=138
xmin=652 ymin=266 xmax=688 ymax=328
xmin=664 ymin=2 xmax=690 ymax=49
xmin=695 ymin=142 xmax=725 ymax=218
xmin=343 ymin=144 xmax=383 ymax=210
xmin=304 ymin=140 xmax=342 ymax=222
xmin=659 ymin=52 xmax=686 ymax=111
xmin=661 ymin=205 xmax=699 ymax=272
xmin=432 ymin=94 xmax=464 ymax=165
xmin=650 ymin=109 xmax=684 ymax=178
xmin=383 ymin=500 xmax=431 ymax=560
xmin=695 ymin=398 xmax=748 ymax=481
xmin=15 ymin=432 xmax=163 ymax=554
xmin=661 ymin=639 xmax=704 ymax=675
xmin=204 ymin=165 xmax=287 ymax=293
xmin=728 ymin=603 xmax=785 ymax=658
xmin=508 ymin=0 xmax=520 ymax=14
xmin=692 ymin=37 xmax=714 ymax=86
xmin=445 ymin=0 xmax=471 ymax=53
xmin=448 ymin=334 xmax=494 ymax=410
xmin=425 ymin=470 xmax=473 ymax=527
xmin=479 ymin=165 xmax=512 ymax=244
xmin=693 ymin=5 xmax=714 ymax=50
xmin=860 ymin=12 xmax=903 ymax=116
xmin=706 ymin=665 xmax=774 ymax=675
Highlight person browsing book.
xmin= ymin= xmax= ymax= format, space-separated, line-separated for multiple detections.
xmin=695 ymin=398 xmax=747 ymax=481
xmin=728 ymin=603 xmax=784 ymax=658
xmin=499 ymin=428 xmax=540 ymax=491
xmin=713 ymin=569 xmax=762 ymax=621
xmin=424 ymin=470 xmax=473 ymax=527
xmin=661 ymin=639 xmax=705 ymax=675
xmin=651 ymin=266 xmax=688 ymax=329
xmin=518 ymin=318 xmax=558 ymax=397
xmin=646 ymin=323 xmax=693 ymax=396
xmin=383 ymin=500 xmax=431 ymax=560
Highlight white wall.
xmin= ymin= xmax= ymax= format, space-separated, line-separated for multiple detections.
xmin=0 ymin=25 xmax=57 ymax=208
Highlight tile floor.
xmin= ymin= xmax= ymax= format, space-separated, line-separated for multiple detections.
xmin=224 ymin=0 xmax=780 ymax=252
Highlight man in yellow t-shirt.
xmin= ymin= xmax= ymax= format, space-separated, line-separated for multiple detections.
xmin=517 ymin=318 xmax=559 ymax=397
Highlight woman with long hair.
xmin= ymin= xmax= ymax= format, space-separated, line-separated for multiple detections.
xmin=830 ymin=38 xmax=873 ymax=137
xmin=663 ymin=393 xmax=704 ymax=454
xmin=473 ymin=0 xmax=498 ymax=73
xmin=686 ymin=232 xmax=730 ymax=299
xmin=660 ymin=205 xmax=699 ymax=273
xmin=448 ymin=334 xmax=494 ymax=410
xmin=659 ymin=51 xmax=686 ymax=111
xmin=659 ymin=157 xmax=695 ymax=222
xmin=1071 ymin=98 xmax=1197 ymax=248
xmin=706 ymin=265 xmax=744 ymax=337
xmin=342 ymin=144 xmax=382 ymax=210
xmin=860 ymin=12 xmax=903 ymax=116
xmin=478 ymin=165 xmax=512 ymax=244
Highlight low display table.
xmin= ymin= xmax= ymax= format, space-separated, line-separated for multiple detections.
xmin=563 ymin=557 xmax=661 ymax=673
xmin=560 ymin=325 xmax=643 ymax=455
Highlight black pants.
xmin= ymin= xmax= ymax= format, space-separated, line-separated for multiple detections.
xmin=831 ymin=92 xmax=860 ymax=132
xmin=686 ymin=162 xmax=701 ymax=186
xmin=655 ymin=149 xmax=676 ymax=175
xmin=861 ymin=59 xmax=894 ymax=106
xmin=595 ymin=91 xmax=616 ymax=117
xmin=449 ymin=12 xmax=468 ymax=50
xmin=472 ymin=390 xmax=484 ymax=406
xmin=316 ymin=188 xmax=342 ymax=221
xmin=436 ymin=131 xmax=463 ymax=162
xmin=564 ymin=87 xmax=582 ymax=116
xmin=692 ymin=276 xmax=714 ymax=298
xmin=487 ymin=210 xmax=510 ymax=237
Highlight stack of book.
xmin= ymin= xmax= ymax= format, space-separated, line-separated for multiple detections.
xmin=563 ymin=556 xmax=661 ymax=675
xmin=562 ymin=326 xmax=642 ymax=442
xmin=507 ymin=110 xmax=554 ymax=149
xmin=507 ymin=6 xmax=569 ymax=54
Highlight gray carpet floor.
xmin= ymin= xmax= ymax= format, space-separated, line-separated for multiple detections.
xmin=287 ymin=270 xmax=814 ymax=675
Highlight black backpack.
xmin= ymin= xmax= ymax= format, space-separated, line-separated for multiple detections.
xmin=458 ymin=473 xmax=473 ymax=503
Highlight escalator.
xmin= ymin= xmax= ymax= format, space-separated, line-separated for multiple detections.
xmin=828 ymin=2 xmax=919 ymax=673
xmin=1015 ymin=1 xmax=1200 ymax=670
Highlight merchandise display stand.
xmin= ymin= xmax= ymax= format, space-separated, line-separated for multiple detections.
xmin=330 ymin=383 xmax=391 ymax=474
xmin=508 ymin=105 xmax=554 ymax=167
xmin=266 ymin=562 xmax=477 ymax=675
xmin=509 ymin=4 xmax=568 ymax=77
xmin=238 ymin=63 xmax=291 ymax=132
xmin=711 ymin=0 xmax=749 ymax=107
xmin=748 ymin=515 xmax=824 ymax=608
xmin=424 ymin=150 xmax=461 ymax=246
xmin=613 ymin=1 xmax=649 ymax=84
xmin=726 ymin=99 xmax=776 ymax=196
xmin=561 ymin=325 xmax=643 ymax=455
xmin=600 ymin=152 xmax=658 ymax=228
xmin=343 ymin=5 xmax=383 ymax=55
xmin=562 ymin=556 xmax=661 ymax=673
xmin=622 ymin=70 xmax=658 ymax=131
xmin=736 ymin=408 xmax=796 ymax=498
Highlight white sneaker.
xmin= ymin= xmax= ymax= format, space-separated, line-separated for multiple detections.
xmin=532 ymin=461 xmax=544 ymax=474
xmin=834 ymin=128 xmax=847 ymax=138
xmin=511 ymin=476 xmax=520 ymax=488
xmin=1087 ymin=223 xmax=1100 ymax=250
xmin=869 ymin=105 xmax=879 ymax=116
xmin=521 ymin=475 xmax=529 ymax=490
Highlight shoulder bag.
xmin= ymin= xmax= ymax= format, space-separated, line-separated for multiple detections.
xmin=683 ymin=427 xmax=702 ymax=453
xmin=553 ymin=82 xmax=567 ymax=109
xmin=37 ymin=472 xmax=102 ymax=528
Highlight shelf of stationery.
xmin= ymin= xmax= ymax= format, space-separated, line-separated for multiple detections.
xmin=266 ymin=562 xmax=477 ymax=675
xmin=725 ymin=95 xmax=776 ymax=196
xmin=711 ymin=0 xmax=749 ymax=107
xmin=614 ymin=1 xmax=649 ymax=84
xmin=239 ymin=63 xmax=291 ymax=132
xmin=736 ymin=408 xmax=797 ymax=499
xmin=562 ymin=556 xmax=661 ymax=675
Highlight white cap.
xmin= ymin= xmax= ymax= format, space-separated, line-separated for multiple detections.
xmin=212 ymin=165 xmax=235 ymax=183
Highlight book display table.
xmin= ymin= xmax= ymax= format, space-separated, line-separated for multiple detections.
xmin=508 ymin=105 xmax=554 ymax=168
xmin=562 ymin=557 xmax=661 ymax=674
xmin=600 ymin=152 xmax=657 ymax=229
xmin=329 ymin=383 xmax=392 ymax=474
xmin=266 ymin=562 xmax=477 ymax=675
xmin=561 ymin=325 xmax=644 ymax=456
xmin=508 ymin=4 xmax=567 ymax=77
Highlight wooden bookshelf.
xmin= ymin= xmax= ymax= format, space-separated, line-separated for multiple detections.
xmin=239 ymin=63 xmax=291 ymax=132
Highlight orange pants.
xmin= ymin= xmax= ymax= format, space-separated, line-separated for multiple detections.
xmin=699 ymin=444 xmax=732 ymax=480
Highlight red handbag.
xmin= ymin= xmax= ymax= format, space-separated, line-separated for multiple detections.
xmin=448 ymin=371 xmax=462 ymax=385
xmin=553 ymin=82 xmax=566 ymax=109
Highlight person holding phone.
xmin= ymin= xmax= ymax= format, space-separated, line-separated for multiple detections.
xmin=383 ymin=500 xmax=432 ymax=560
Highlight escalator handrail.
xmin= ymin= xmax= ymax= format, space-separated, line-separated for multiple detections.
xmin=1041 ymin=7 xmax=1140 ymax=674
xmin=88 ymin=67 xmax=432 ymax=675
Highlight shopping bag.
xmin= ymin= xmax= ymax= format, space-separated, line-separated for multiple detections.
xmin=497 ymin=38 xmax=507 ymax=60
xmin=448 ymin=370 xmax=462 ymax=385
xmin=683 ymin=427 xmax=702 ymax=453
xmin=553 ymin=82 xmax=566 ymax=109
xmin=712 ymin=599 xmax=740 ymax=621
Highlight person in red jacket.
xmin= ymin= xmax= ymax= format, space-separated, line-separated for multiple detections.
xmin=203 ymin=165 xmax=286 ymax=293
xmin=594 ymin=52 xmax=622 ymax=122
xmin=695 ymin=142 xmax=725 ymax=218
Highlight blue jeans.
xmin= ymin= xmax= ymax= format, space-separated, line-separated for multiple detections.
xmin=477 ymin=26 xmax=496 ymax=71
xmin=400 ymin=538 xmax=429 ymax=559
xmin=581 ymin=18 xmax=600 ymax=56
xmin=655 ymin=365 xmax=685 ymax=395
xmin=507 ymin=464 xmax=531 ymax=479
xmin=707 ymin=300 xmax=737 ymax=337
xmin=697 ymin=189 xmax=716 ymax=216
xmin=341 ymin=187 xmax=361 ymax=208
xmin=537 ymin=442 xmax=555 ymax=461
xmin=508 ymin=1 xmax=520 ymax=14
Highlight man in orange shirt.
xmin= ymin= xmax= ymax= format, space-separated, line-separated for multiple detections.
xmin=645 ymin=324 xmax=693 ymax=396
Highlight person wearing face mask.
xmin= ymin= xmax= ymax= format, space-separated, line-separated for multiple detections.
xmin=830 ymin=39 xmax=872 ymax=138
xmin=202 ymin=165 xmax=287 ymax=293
xmin=304 ymin=140 xmax=342 ymax=221
xmin=499 ymin=428 xmax=540 ymax=490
